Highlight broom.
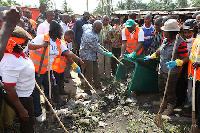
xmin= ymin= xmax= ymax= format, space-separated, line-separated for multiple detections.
xmin=154 ymin=34 xmax=179 ymax=130
xmin=190 ymin=41 xmax=200 ymax=133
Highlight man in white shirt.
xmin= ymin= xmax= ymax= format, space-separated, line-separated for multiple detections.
xmin=36 ymin=9 xmax=55 ymax=35
xmin=120 ymin=19 xmax=144 ymax=58
xmin=60 ymin=13 xmax=70 ymax=36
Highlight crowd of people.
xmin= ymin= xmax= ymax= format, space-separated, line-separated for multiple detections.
xmin=1 ymin=4 xmax=200 ymax=132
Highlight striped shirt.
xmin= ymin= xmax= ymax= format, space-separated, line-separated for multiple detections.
xmin=99 ymin=25 xmax=115 ymax=51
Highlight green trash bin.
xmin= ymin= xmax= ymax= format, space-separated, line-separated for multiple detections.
xmin=114 ymin=55 xmax=159 ymax=94
xmin=128 ymin=56 xmax=159 ymax=94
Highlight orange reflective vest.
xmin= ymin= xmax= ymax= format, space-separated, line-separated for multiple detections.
xmin=30 ymin=34 xmax=62 ymax=74
xmin=125 ymin=26 xmax=143 ymax=55
xmin=188 ymin=37 xmax=200 ymax=80
xmin=52 ymin=40 xmax=68 ymax=73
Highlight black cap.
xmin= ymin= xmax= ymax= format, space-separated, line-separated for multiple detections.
xmin=183 ymin=19 xmax=196 ymax=30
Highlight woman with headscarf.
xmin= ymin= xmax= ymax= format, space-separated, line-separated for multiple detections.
xmin=0 ymin=26 xmax=49 ymax=132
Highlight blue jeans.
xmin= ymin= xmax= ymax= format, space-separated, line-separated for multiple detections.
xmin=32 ymin=71 xmax=52 ymax=117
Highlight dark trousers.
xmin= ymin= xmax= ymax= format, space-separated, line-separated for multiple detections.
xmin=111 ymin=48 xmax=121 ymax=76
xmin=53 ymin=71 xmax=64 ymax=85
xmin=175 ymin=63 xmax=188 ymax=106
xmin=3 ymin=94 xmax=34 ymax=133
xmin=32 ymin=71 xmax=52 ymax=117
xmin=158 ymin=71 xmax=180 ymax=105
xmin=196 ymin=81 xmax=200 ymax=128
xmin=84 ymin=60 xmax=101 ymax=90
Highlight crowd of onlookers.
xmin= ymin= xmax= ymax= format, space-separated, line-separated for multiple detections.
xmin=1 ymin=4 xmax=200 ymax=132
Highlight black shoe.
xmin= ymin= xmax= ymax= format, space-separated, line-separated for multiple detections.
xmin=65 ymin=79 xmax=69 ymax=83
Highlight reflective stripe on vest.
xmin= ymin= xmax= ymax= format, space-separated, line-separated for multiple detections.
xmin=125 ymin=26 xmax=143 ymax=55
xmin=188 ymin=37 xmax=200 ymax=80
xmin=52 ymin=40 xmax=67 ymax=73
xmin=30 ymin=34 xmax=61 ymax=74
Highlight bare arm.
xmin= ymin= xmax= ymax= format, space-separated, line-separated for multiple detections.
xmin=155 ymin=48 xmax=161 ymax=57
xmin=28 ymin=40 xmax=50 ymax=50
xmin=120 ymin=40 xmax=127 ymax=57
xmin=180 ymin=55 xmax=189 ymax=64
xmin=133 ymin=42 xmax=143 ymax=53
xmin=63 ymin=50 xmax=85 ymax=69
xmin=4 ymin=85 xmax=29 ymax=121
xmin=0 ymin=6 xmax=20 ymax=60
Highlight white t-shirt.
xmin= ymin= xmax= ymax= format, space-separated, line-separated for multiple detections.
xmin=32 ymin=34 xmax=69 ymax=70
xmin=60 ymin=21 xmax=69 ymax=36
xmin=121 ymin=28 xmax=144 ymax=42
xmin=37 ymin=20 xmax=50 ymax=35
xmin=0 ymin=53 xmax=35 ymax=97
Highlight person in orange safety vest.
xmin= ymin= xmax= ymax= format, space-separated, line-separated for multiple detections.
xmin=52 ymin=29 xmax=75 ymax=95
xmin=120 ymin=19 xmax=144 ymax=59
xmin=29 ymin=20 xmax=85 ymax=122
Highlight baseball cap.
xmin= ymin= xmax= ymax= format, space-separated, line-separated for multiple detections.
xmin=183 ymin=19 xmax=196 ymax=30
xmin=125 ymin=19 xmax=136 ymax=27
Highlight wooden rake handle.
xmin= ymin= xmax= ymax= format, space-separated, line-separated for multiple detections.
xmin=158 ymin=34 xmax=179 ymax=114
xmin=98 ymin=43 xmax=124 ymax=66
xmin=35 ymin=81 xmax=69 ymax=133
xmin=80 ymin=72 xmax=96 ymax=93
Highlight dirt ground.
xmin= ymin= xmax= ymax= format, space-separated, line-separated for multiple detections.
xmin=32 ymin=69 xmax=192 ymax=133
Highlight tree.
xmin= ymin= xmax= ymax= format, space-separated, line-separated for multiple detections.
xmin=39 ymin=0 xmax=52 ymax=9
xmin=62 ymin=0 xmax=68 ymax=12
xmin=191 ymin=0 xmax=200 ymax=6
xmin=177 ymin=0 xmax=188 ymax=8
xmin=0 ymin=0 xmax=21 ymax=6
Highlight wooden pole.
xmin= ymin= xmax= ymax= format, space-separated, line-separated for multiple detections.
xmin=98 ymin=43 xmax=124 ymax=66
xmin=35 ymin=81 xmax=69 ymax=133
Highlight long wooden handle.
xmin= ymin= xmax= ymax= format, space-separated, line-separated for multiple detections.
xmin=158 ymin=34 xmax=179 ymax=113
xmin=192 ymin=41 xmax=200 ymax=123
xmin=35 ymin=81 xmax=69 ymax=133
xmin=80 ymin=72 xmax=96 ymax=93
xmin=98 ymin=43 xmax=124 ymax=66
xmin=48 ymin=45 xmax=51 ymax=100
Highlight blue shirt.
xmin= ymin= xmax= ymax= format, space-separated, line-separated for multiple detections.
xmin=73 ymin=18 xmax=91 ymax=45
xmin=79 ymin=24 xmax=105 ymax=61
xmin=142 ymin=24 xmax=155 ymax=50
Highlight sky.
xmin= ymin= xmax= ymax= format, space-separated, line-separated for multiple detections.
xmin=13 ymin=0 xmax=151 ymax=14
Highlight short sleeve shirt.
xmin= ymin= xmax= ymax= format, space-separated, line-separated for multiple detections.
xmin=32 ymin=34 xmax=69 ymax=70
xmin=121 ymin=28 xmax=144 ymax=42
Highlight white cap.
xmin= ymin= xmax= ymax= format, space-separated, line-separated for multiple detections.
xmin=161 ymin=19 xmax=180 ymax=31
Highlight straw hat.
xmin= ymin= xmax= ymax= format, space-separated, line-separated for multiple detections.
xmin=161 ymin=19 xmax=180 ymax=31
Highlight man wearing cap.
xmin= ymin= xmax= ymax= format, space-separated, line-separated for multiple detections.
xmin=120 ymin=19 xmax=144 ymax=58
xmin=177 ymin=19 xmax=196 ymax=108
xmin=144 ymin=19 xmax=189 ymax=116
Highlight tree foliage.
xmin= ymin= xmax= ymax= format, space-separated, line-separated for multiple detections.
xmin=39 ymin=0 xmax=52 ymax=9
xmin=0 ymin=0 xmax=21 ymax=6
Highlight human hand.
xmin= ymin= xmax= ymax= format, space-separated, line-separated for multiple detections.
xmin=192 ymin=61 xmax=200 ymax=70
xmin=126 ymin=52 xmax=136 ymax=58
xmin=79 ymin=60 xmax=86 ymax=69
xmin=105 ymin=52 xmax=113 ymax=57
xmin=144 ymin=55 xmax=151 ymax=61
xmin=42 ymin=40 xmax=50 ymax=48
xmin=19 ymin=108 xmax=29 ymax=122
xmin=166 ymin=61 xmax=177 ymax=69
xmin=2 ymin=6 xmax=20 ymax=26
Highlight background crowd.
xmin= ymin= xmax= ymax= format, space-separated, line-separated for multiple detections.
xmin=1 ymin=4 xmax=200 ymax=132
